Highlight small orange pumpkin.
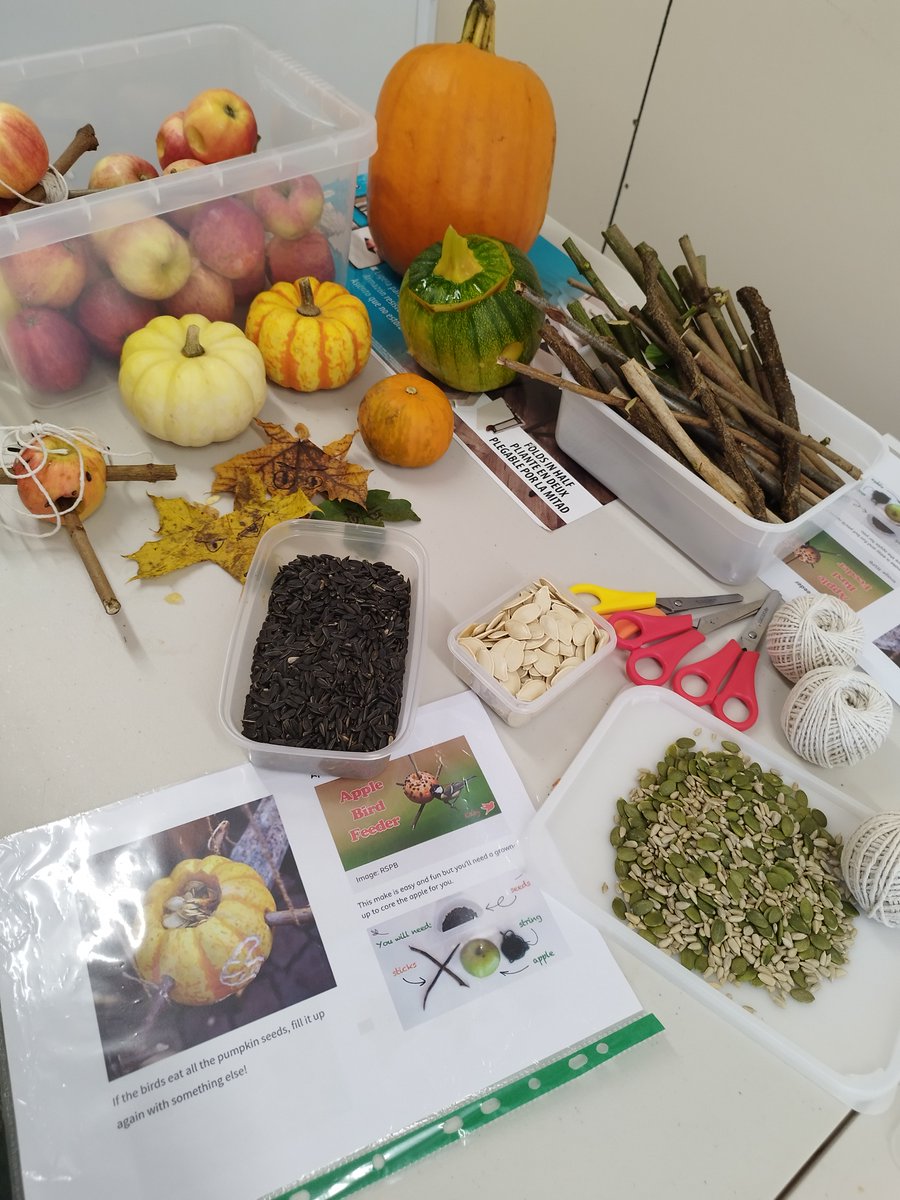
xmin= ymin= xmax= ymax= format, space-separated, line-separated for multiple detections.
xmin=133 ymin=854 xmax=276 ymax=1006
xmin=366 ymin=0 xmax=556 ymax=276
xmin=358 ymin=373 xmax=454 ymax=467
xmin=245 ymin=276 xmax=372 ymax=392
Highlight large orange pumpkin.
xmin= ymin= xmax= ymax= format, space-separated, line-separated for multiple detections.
xmin=366 ymin=0 xmax=556 ymax=276
xmin=245 ymin=276 xmax=372 ymax=392
xmin=358 ymin=373 xmax=454 ymax=467
xmin=133 ymin=854 xmax=276 ymax=1006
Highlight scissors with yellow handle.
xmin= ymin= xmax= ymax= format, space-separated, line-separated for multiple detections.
xmin=569 ymin=583 xmax=743 ymax=617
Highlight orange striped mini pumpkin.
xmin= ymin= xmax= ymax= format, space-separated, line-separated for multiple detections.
xmin=245 ymin=276 xmax=371 ymax=392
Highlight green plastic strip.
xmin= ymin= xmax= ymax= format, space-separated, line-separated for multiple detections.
xmin=274 ymin=1012 xmax=664 ymax=1200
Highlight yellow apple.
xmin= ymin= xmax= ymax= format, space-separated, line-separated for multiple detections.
xmin=103 ymin=217 xmax=192 ymax=300
xmin=13 ymin=433 xmax=107 ymax=520
xmin=183 ymin=88 xmax=258 ymax=164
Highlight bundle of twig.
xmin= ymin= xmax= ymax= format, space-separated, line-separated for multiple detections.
xmin=505 ymin=229 xmax=860 ymax=523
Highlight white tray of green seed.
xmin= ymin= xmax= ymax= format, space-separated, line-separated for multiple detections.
xmin=525 ymin=687 xmax=900 ymax=1113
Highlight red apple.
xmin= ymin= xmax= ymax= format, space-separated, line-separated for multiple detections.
xmin=2 ymin=239 xmax=89 ymax=308
xmin=156 ymin=110 xmax=191 ymax=169
xmin=102 ymin=217 xmax=192 ymax=300
xmin=75 ymin=278 xmax=158 ymax=359
xmin=251 ymin=174 xmax=325 ymax=239
xmin=161 ymin=160 xmax=207 ymax=231
xmin=189 ymin=197 xmax=265 ymax=279
xmin=88 ymin=154 xmax=159 ymax=190
xmin=163 ymin=159 xmax=205 ymax=175
xmin=0 ymin=103 xmax=50 ymax=200
xmin=183 ymin=88 xmax=258 ymax=165
xmin=266 ymin=229 xmax=334 ymax=285
xmin=232 ymin=261 xmax=268 ymax=305
xmin=162 ymin=259 xmax=235 ymax=322
xmin=5 ymin=307 xmax=91 ymax=393
xmin=13 ymin=433 xmax=107 ymax=520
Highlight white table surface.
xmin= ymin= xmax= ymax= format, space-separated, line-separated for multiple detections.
xmin=2 ymin=230 xmax=899 ymax=1200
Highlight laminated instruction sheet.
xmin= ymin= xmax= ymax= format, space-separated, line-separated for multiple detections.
xmin=0 ymin=693 xmax=659 ymax=1200
xmin=759 ymin=437 xmax=900 ymax=704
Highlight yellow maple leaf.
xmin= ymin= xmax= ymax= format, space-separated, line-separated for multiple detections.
xmin=125 ymin=473 xmax=318 ymax=584
xmin=211 ymin=419 xmax=371 ymax=507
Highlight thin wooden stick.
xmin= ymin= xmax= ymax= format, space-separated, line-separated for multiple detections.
xmin=497 ymin=354 xmax=628 ymax=406
xmin=10 ymin=125 xmax=99 ymax=212
xmin=621 ymin=359 xmax=758 ymax=516
xmin=0 ymin=463 xmax=177 ymax=485
xmin=61 ymin=512 xmax=120 ymax=614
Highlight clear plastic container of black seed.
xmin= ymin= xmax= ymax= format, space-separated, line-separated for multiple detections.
xmin=218 ymin=520 xmax=428 ymax=777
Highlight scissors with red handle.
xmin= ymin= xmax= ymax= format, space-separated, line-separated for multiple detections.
xmin=611 ymin=590 xmax=782 ymax=731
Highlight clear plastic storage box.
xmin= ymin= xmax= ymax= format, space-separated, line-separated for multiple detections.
xmin=556 ymin=374 xmax=888 ymax=586
xmin=219 ymin=519 xmax=427 ymax=778
xmin=0 ymin=24 xmax=376 ymax=406
xmin=447 ymin=577 xmax=616 ymax=727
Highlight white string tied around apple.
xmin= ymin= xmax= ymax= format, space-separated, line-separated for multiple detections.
xmin=0 ymin=422 xmax=110 ymax=536
xmin=0 ymin=165 xmax=69 ymax=205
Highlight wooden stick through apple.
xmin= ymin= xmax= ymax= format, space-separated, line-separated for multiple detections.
xmin=0 ymin=463 xmax=177 ymax=486
xmin=10 ymin=124 xmax=99 ymax=213
xmin=61 ymin=512 xmax=121 ymax=615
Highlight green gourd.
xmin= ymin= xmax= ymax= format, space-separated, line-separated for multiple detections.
xmin=398 ymin=226 xmax=543 ymax=393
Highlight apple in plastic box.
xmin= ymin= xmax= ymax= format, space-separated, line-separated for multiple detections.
xmin=6 ymin=307 xmax=91 ymax=393
xmin=183 ymin=88 xmax=258 ymax=164
xmin=266 ymin=230 xmax=334 ymax=284
xmin=156 ymin=110 xmax=192 ymax=169
xmin=163 ymin=259 xmax=235 ymax=322
xmin=232 ymin=261 xmax=268 ymax=306
xmin=75 ymin=278 xmax=159 ymax=359
xmin=161 ymin=159 xmax=206 ymax=230
xmin=101 ymin=217 xmax=192 ymax=300
xmin=190 ymin=197 xmax=265 ymax=280
xmin=2 ymin=240 xmax=88 ymax=308
xmin=88 ymin=154 xmax=159 ymax=189
xmin=252 ymin=175 xmax=325 ymax=239
xmin=13 ymin=433 xmax=107 ymax=520
xmin=0 ymin=103 xmax=49 ymax=199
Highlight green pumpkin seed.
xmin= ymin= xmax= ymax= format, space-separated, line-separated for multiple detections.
xmin=617 ymin=845 xmax=638 ymax=862
xmin=790 ymin=987 xmax=815 ymax=1003
xmin=679 ymin=948 xmax=696 ymax=969
xmin=611 ymin=897 xmax=627 ymax=920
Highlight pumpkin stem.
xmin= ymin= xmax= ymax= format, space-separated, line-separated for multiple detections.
xmin=295 ymin=276 xmax=321 ymax=318
xmin=434 ymin=226 xmax=484 ymax=284
xmin=181 ymin=324 xmax=206 ymax=358
xmin=460 ymin=0 xmax=495 ymax=52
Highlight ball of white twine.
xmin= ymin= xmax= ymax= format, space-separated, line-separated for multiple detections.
xmin=840 ymin=812 xmax=900 ymax=927
xmin=781 ymin=666 xmax=893 ymax=768
xmin=0 ymin=165 xmax=69 ymax=206
xmin=766 ymin=594 xmax=864 ymax=682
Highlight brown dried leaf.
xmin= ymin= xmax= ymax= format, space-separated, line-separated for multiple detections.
xmin=211 ymin=419 xmax=371 ymax=507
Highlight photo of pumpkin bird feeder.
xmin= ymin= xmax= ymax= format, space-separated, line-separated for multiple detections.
xmin=77 ymin=796 xmax=336 ymax=1081
xmin=0 ymin=423 xmax=176 ymax=613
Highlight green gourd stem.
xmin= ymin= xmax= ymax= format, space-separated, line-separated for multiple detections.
xmin=460 ymin=0 xmax=496 ymax=52
xmin=296 ymin=277 xmax=321 ymax=317
xmin=435 ymin=226 xmax=484 ymax=283
xmin=181 ymin=325 xmax=206 ymax=358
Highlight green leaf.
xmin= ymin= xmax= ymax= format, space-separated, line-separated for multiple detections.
xmin=644 ymin=343 xmax=670 ymax=368
xmin=310 ymin=490 xmax=421 ymax=526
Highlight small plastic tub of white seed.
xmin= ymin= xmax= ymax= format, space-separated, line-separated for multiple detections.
xmin=447 ymin=577 xmax=616 ymax=726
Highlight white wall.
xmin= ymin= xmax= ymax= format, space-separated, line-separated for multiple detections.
xmin=437 ymin=0 xmax=900 ymax=438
